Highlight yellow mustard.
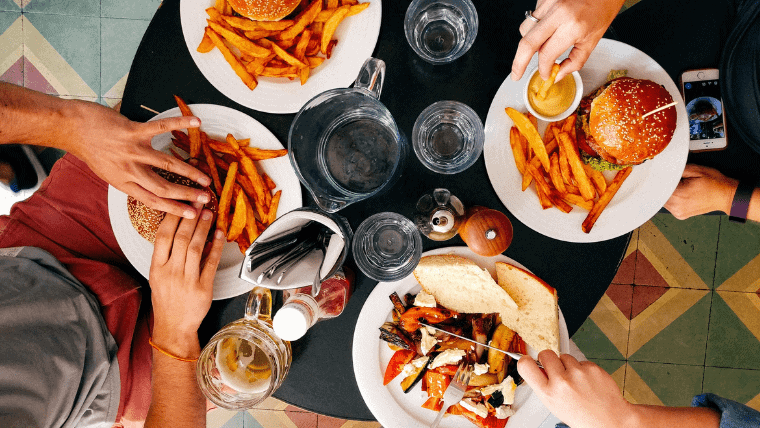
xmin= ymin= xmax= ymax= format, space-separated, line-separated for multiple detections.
xmin=528 ymin=72 xmax=576 ymax=117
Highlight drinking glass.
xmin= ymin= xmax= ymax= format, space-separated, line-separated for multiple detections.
xmin=352 ymin=212 xmax=423 ymax=282
xmin=404 ymin=0 xmax=478 ymax=64
xmin=197 ymin=287 xmax=291 ymax=409
xmin=412 ymin=100 xmax=484 ymax=174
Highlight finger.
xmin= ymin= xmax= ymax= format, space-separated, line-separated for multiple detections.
xmin=152 ymin=213 xmax=181 ymax=265
xmin=537 ymin=349 xmax=564 ymax=375
xmin=137 ymin=147 xmax=211 ymax=188
xmin=139 ymin=115 xmax=201 ymax=138
xmin=171 ymin=203 xmax=203 ymax=267
xmin=511 ymin=22 xmax=556 ymax=81
xmin=519 ymin=18 xmax=538 ymax=37
xmin=559 ymin=353 xmax=582 ymax=370
xmin=555 ymin=41 xmax=595 ymax=82
xmin=133 ymin=165 xmax=212 ymax=205
xmin=517 ymin=356 xmax=549 ymax=391
xmin=185 ymin=209 xmax=215 ymax=279
xmin=120 ymin=181 xmax=199 ymax=219
xmin=200 ymin=229 xmax=226 ymax=287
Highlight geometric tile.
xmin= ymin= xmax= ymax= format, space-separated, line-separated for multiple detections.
xmin=612 ymin=229 xmax=637 ymax=284
xmin=1 ymin=56 xmax=23 ymax=85
xmin=633 ymin=249 xmax=670 ymax=288
xmin=706 ymin=292 xmax=760 ymax=370
xmin=573 ymin=312 xmax=627 ymax=360
xmin=637 ymin=220 xmax=710 ymax=289
xmin=607 ymin=283 xmax=633 ymax=319
xmin=703 ymin=367 xmax=760 ymax=412
xmin=623 ymin=363 xmax=663 ymax=406
xmin=629 ymin=291 xmax=710 ymax=365
xmin=317 ymin=415 xmax=381 ymax=428
xmin=102 ymin=0 xmax=161 ymax=20
xmin=715 ymin=218 xmax=760 ymax=289
xmin=588 ymin=358 xmax=626 ymax=392
xmin=0 ymin=13 xmax=22 ymax=85
xmin=208 ymin=409 xmax=245 ymax=428
xmin=627 ymin=362 xmax=704 ymax=407
xmin=628 ymin=288 xmax=709 ymax=357
xmin=24 ymin=56 xmax=56 ymax=94
xmin=24 ymin=13 xmax=99 ymax=96
xmin=649 ymin=213 xmax=719 ymax=287
xmin=23 ymin=0 xmax=99 ymax=16
xmin=247 ymin=409 xmax=317 ymax=428
xmin=0 ymin=0 xmax=19 ymax=11
xmin=631 ymin=285 xmax=668 ymax=319
xmin=100 ymin=17 xmax=149 ymax=98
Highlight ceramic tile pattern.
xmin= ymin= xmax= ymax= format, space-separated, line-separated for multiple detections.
xmin=3 ymin=0 xmax=760 ymax=426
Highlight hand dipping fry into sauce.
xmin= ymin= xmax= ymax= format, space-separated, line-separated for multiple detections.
xmin=523 ymin=64 xmax=583 ymax=122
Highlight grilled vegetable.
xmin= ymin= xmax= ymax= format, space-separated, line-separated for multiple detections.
xmin=379 ymin=322 xmax=415 ymax=350
xmin=400 ymin=355 xmax=431 ymax=393
xmin=383 ymin=349 xmax=416 ymax=385
xmin=389 ymin=292 xmax=407 ymax=317
xmin=487 ymin=324 xmax=515 ymax=374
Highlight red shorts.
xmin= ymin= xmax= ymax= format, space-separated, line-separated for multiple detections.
xmin=0 ymin=154 xmax=152 ymax=426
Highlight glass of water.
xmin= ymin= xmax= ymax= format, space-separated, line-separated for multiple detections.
xmin=412 ymin=100 xmax=484 ymax=174
xmin=404 ymin=0 xmax=478 ymax=64
xmin=352 ymin=212 xmax=422 ymax=282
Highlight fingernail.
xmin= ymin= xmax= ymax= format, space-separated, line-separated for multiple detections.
xmin=201 ymin=209 xmax=212 ymax=221
xmin=198 ymin=192 xmax=210 ymax=204
xmin=184 ymin=209 xmax=196 ymax=219
xmin=189 ymin=117 xmax=201 ymax=127
xmin=215 ymin=229 xmax=225 ymax=240
xmin=198 ymin=176 xmax=211 ymax=187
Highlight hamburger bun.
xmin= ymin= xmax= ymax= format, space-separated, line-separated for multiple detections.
xmin=127 ymin=168 xmax=218 ymax=243
xmin=227 ymin=0 xmax=301 ymax=21
xmin=585 ymin=77 xmax=677 ymax=166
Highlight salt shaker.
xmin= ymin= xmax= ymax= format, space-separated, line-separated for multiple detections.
xmin=413 ymin=188 xmax=466 ymax=241
xmin=272 ymin=267 xmax=355 ymax=341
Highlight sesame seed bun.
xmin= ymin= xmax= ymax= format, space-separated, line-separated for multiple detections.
xmin=127 ymin=168 xmax=218 ymax=243
xmin=587 ymin=77 xmax=677 ymax=165
xmin=227 ymin=0 xmax=301 ymax=21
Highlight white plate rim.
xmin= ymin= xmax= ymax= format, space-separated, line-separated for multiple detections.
xmin=179 ymin=0 xmax=382 ymax=114
xmin=483 ymin=38 xmax=689 ymax=243
xmin=352 ymin=246 xmax=570 ymax=428
xmin=107 ymin=104 xmax=302 ymax=300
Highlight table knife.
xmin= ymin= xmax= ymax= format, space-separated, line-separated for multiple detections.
xmin=418 ymin=322 xmax=527 ymax=361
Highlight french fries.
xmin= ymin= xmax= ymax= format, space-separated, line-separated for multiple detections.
xmin=173 ymin=95 xmax=201 ymax=158
xmin=197 ymin=0 xmax=368 ymax=89
xmin=536 ymin=64 xmax=560 ymax=100
xmin=506 ymin=107 xmax=634 ymax=233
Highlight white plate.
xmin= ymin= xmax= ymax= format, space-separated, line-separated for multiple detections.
xmin=180 ymin=0 xmax=382 ymax=114
xmin=108 ymin=104 xmax=302 ymax=300
xmin=483 ymin=39 xmax=689 ymax=243
xmin=353 ymin=246 xmax=570 ymax=428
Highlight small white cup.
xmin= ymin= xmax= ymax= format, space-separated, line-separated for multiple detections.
xmin=522 ymin=67 xmax=583 ymax=122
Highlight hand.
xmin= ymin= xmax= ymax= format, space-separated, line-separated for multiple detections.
xmin=664 ymin=164 xmax=738 ymax=220
xmin=518 ymin=351 xmax=637 ymax=428
xmin=149 ymin=206 xmax=225 ymax=356
xmin=511 ymin=0 xmax=625 ymax=82
xmin=61 ymin=99 xmax=212 ymax=219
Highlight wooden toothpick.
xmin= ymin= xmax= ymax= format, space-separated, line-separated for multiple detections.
xmin=641 ymin=101 xmax=678 ymax=120
xmin=140 ymin=105 xmax=161 ymax=115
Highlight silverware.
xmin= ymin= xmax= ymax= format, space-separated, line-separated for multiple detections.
xmin=419 ymin=322 xmax=544 ymax=369
xmin=257 ymin=239 xmax=317 ymax=283
xmin=430 ymin=362 xmax=472 ymax=428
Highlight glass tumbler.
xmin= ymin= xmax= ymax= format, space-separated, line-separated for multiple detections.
xmin=412 ymin=100 xmax=485 ymax=174
xmin=404 ymin=0 xmax=479 ymax=64
xmin=352 ymin=212 xmax=423 ymax=282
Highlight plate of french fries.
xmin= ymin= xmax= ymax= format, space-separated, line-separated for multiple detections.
xmin=180 ymin=0 xmax=381 ymax=114
xmin=108 ymin=102 xmax=302 ymax=300
xmin=483 ymin=39 xmax=689 ymax=243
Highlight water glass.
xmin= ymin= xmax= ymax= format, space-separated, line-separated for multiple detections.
xmin=352 ymin=212 xmax=423 ymax=282
xmin=404 ymin=0 xmax=478 ymax=64
xmin=412 ymin=100 xmax=484 ymax=174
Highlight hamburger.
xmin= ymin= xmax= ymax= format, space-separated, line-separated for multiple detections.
xmin=576 ymin=75 xmax=677 ymax=171
xmin=226 ymin=0 xmax=300 ymax=21
xmin=127 ymin=168 xmax=218 ymax=243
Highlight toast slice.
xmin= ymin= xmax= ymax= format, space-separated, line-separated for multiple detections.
xmin=413 ymin=255 xmax=519 ymax=331
xmin=495 ymin=262 xmax=560 ymax=353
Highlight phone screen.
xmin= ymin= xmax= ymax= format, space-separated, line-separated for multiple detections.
xmin=683 ymin=79 xmax=725 ymax=141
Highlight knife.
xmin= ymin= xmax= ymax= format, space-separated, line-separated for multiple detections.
xmin=419 ymin=322 xmax=533 ymax=363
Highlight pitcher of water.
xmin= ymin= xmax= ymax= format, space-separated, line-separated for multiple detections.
xmin=288 ymin=57 xmax=408 ymax=213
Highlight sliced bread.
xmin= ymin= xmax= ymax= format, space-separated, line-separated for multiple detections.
xmin=495 ymin=262 xmax=560 ymax=353
xmin=413 ymin=255 xmax=519 ymax=331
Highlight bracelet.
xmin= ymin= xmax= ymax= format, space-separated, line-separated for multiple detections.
xmin=729 ymin=180 xmax=756 ymax=223
xmin=148 ymin=337 xmax=199 ymax=362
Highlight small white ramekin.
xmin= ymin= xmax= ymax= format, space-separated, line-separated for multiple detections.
xmin=523 ymin=67 xmax=583 ymax=122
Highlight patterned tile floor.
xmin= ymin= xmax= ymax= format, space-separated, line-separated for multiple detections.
xmin=2 ymin=0 xmax=758 ymax=427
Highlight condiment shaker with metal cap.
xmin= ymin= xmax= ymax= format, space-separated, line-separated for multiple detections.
xmin=413 ymin=188 xmax=466 ymax=241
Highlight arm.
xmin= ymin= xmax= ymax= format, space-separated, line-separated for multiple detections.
xmin=0 ymin=82 xmax=211 ymax=219
xmin=144 ymin=206 xmax=225 ymax=428
xmin=518 ymin=351 xmax=720 ymax=428
xmin=664 ymin=164 xmax=760 ymax=222
xmin=511 ymin=0 xmax=626 ymax=82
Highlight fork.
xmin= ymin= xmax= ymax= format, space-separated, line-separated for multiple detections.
xmin=430 ymin=362 xmax=473 ymax=428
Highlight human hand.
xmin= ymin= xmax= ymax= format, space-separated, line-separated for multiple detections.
xmin=664 ymin=164 xmax=738 ymax=220
xmin=149 ymin=206 xmax=225 ymax=356
xmin=61 ymin=99 xmax=212 ymax=219
xmin=511 ymin=0 xmax=625 ymax=82
xmin=518 ymin=351 xmax=637 ymax=428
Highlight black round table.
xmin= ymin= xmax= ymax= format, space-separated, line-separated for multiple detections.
xmin=120 ymin=0 xmax=660 ymax=420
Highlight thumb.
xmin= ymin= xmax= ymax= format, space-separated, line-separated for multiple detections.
xmin=140 ymin=115 xmax=201 ymax=138
xmin=518 ymin=356 xmax=549 ymax=391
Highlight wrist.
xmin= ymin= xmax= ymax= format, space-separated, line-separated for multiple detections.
xmin=720 ymin=178 xmax=740 ymax=214
xmin=152 ymin=327 xmax=201 ymax=360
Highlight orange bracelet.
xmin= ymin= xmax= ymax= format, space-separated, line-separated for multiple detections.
xmin=148 ymin=337 xmax=199 ymax=363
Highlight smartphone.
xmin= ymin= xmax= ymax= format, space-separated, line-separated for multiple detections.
xmin=680 ymin=68 xmax=728 ymax=152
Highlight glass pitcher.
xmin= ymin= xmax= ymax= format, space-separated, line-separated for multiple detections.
xmin=288 ymin=57 xmax=408 ymax=212
xmin=197 ymin=287 xmax=291 ymax=409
